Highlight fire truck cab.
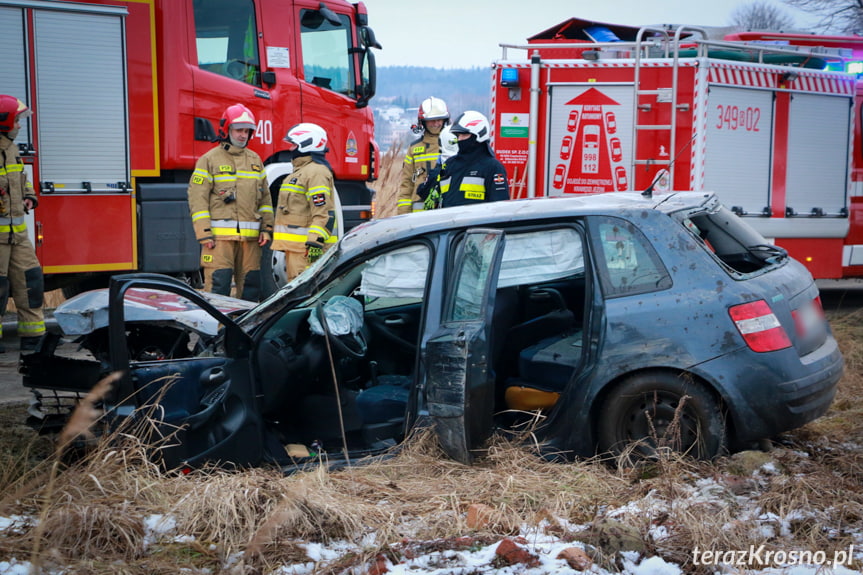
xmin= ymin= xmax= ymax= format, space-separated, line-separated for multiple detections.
xmin=1 ymin=0 xmax=380 ymax=295
xmin=491 ymin=18 xmax=863 ymax=280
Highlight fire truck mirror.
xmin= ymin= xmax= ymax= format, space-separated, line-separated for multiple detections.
xmin=194 ymin=117 xmax=218 ymax=142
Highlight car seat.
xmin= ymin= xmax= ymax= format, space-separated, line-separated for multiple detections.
xmin=500 ymin=287 xmax=579 ymax=411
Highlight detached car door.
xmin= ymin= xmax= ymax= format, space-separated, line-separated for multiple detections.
xmin=426 ymin=229 xmax=505 ymax=464
xmin=106 ymin=274 xmax=267 ymax=470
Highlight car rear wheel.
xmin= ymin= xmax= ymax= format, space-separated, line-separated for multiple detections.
xmin=597 ymin=372 xmax=726 ymax=460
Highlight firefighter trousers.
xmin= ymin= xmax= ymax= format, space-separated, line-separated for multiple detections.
xmin=200 ymin=239 xmax=262 ymax=301
xmin=282 ymin=244 xmax=331 ymax=282
xmin=0 ymin=237 xmax=45 ymax=339
xmin=286 ymin=250 xmax=309 ymax=282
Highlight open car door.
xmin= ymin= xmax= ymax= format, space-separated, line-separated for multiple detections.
xmin=426 ymin=229 xmax=505 ymax=464
xmin=106 ymin=274 xmax=268 ymax=470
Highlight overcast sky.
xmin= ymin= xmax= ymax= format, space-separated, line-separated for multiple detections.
xmin=365 ymin=0 xmax=813 ymax=68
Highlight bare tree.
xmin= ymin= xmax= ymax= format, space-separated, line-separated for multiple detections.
xmin=782 ymin=0 xmax=863 ymax=34
xmin=731 ymin=1 xmax=797 ymax=30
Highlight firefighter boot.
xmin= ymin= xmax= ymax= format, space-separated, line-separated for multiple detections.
xmin=20 ymin=336 xmax=42 ymax=352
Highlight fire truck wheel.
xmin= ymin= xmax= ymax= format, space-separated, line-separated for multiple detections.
xmin=60 ymin=274 xmax=111 ymax=299
xmin=259 ymin=244 xmax=287 ymax=299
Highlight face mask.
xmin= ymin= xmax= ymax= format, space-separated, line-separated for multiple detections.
xmin=5 ymin=128 xmax=19 ymax=141
xmin=457 ymin=135 xmax=480 ymax=154
xmin=229 ymin=135 xmax=248 ymax=148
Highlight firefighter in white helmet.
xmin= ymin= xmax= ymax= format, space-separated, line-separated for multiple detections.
xmin=0 ymin=95 xmax=44 ymax=352
xmin=187 ymin=103 xmax=274 ymax=301
xmin=420 ymin=110 xmax=509 ymax=209
xmin=396 ymin=97 xmax=449 ymax=214
xmin=271 ymin=123 xmax=338 ymax=281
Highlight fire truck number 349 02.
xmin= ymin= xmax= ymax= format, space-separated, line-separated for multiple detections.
xmin=715 ymin=105 xmax=761 ymax=132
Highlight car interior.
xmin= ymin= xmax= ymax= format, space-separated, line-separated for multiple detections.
xmin=253 ymin=226 xmax=590 ymax=457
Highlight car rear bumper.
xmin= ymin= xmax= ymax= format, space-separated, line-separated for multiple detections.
xmin=701 ymin=335 xmax=844 ymax=443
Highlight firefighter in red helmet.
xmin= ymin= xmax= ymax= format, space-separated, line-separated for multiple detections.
xmin=0 ymin=95 xmax=45 ymax=352
xmin=187 ymin=103 xmax=274 ymax=300
xmin=396 ymin=97 xmax=449 ymax=214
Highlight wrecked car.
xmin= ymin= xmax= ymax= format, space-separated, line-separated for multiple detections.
xmin=22 ymin=192 xmax=844 ymax=469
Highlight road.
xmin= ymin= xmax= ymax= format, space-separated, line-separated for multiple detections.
xmin=0 ymin=312 xmax=61 ymax=405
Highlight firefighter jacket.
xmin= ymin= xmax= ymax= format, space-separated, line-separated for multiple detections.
xmin=0 ymin=134 xmax=37 ymax=243
xmin=271 ymin=155 xmax=338 ymax=254
xmin=397 ymin=132 xmax=441 ymax=214
xmin=187 ymin=142 xmax=274 ymax=242
xmin=439 ymin=142 xmax=510 ymax=208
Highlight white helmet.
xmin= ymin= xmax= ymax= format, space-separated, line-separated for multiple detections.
xmin=439 ymin=124 xmax=458 ymax=160
xmin=450 ymin=111 xmax=490 ymax=143
xmin=418 ymin=97 xmax=449 ymax=124
xmin=284 ymin=123 xmax=328 ymax=154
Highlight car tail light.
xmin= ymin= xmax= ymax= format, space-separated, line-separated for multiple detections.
xmin=791 ymin=295 xmax=825 ymax=337
xmin=728 ymin=299 xmax=792 ymax=353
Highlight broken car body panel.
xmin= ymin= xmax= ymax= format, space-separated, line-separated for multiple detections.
xmin=55 ymin=286 xmax=255 ymax=337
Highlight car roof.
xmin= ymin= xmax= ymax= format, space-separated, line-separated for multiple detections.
xmin=341 ymin=192 xmax=717 ymax=255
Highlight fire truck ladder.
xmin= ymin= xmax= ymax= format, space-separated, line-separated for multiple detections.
xmin=631 ymin=25 xmax=708 ymax=190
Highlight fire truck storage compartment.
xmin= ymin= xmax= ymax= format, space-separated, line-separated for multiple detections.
xmin=138 ymin=183 xmax=199 ymax=273
xmin=703 ymin=87 xmax=774 ymax=216
xmin=0 ymin=5 xmax=28 ymax=132
xmin=10 ymin=3 xmax=131 ymax=194
xmin=785 ymin=93 xmax=851 ymax=220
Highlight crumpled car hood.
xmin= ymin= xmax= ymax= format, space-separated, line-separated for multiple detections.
xmin=54 ymin=288 xmax=256 ymax=336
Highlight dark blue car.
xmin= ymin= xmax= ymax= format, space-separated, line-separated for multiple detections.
xmin=23 ymin=192 xmax=844 ymax=469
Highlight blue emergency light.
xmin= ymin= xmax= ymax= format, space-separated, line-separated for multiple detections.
xmin=501 ymin=68 xmax=519 ymax=87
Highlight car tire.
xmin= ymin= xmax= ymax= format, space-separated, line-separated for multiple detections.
xmin=597 ymin=372 xmax=726 ymax=460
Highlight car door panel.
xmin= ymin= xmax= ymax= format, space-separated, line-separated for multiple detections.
xmin=364 ymin=302 xmax=422 ymax=375
xmin=106 ymin=274 xmax=269 ymax=469
xmin=426 ymin=229 xmax=505 ymax=464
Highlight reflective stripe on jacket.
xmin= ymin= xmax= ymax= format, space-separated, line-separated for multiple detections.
xmin=271 ymin=156 xmax=338 ymax=253
xmin=396 ymin=132 xmax=441 ymax=215
xmin=0 ymin=135 xmax=36 ymax=243
xmin=187 ymin=143 xmax=274 ymax=242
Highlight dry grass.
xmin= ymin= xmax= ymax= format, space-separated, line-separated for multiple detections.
xmin=3 ymin=348 xmax=863 ymax=574
xmin=369 ymin=146 xmax=405 ymax=220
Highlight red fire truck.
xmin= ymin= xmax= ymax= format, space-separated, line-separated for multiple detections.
xmin=491 ymin=18 xmax=863 ymax=280
xmin=1 ymin=0 xmax=379 ymax=295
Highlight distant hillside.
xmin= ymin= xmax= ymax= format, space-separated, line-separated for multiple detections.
xmin=374 ymin=66 xmax=492 ymax=116
xmin=372 ymin=66 xmax=492 ymax=151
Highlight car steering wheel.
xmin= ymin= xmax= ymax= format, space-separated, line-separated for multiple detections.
xmin=316 ymin=304 xmax=368 ymax=359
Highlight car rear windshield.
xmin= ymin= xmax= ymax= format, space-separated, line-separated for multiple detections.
xmin=683 ymin=206 xmax=788 ymax=274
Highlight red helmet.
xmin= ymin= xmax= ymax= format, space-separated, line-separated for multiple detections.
xmin=218 ymin=103 xmax=256 ymax=139
xmin=0 ymin=95 xmax=31 ymax=132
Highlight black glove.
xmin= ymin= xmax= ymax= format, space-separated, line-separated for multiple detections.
xmin=416 ymin=165 xmax=441 ymax=201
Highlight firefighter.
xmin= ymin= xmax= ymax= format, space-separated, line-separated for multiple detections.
xmin=396 ymin=97 xmax=449 ymax=215
xmin=0 ymin=95 xmax=45 ymax=353
xmin=187 ymin=103 xmax=274 ymax=301
xmin=420 ymin=110 xmax=509 ymax=209
xmin=271 ymin=123 xmax=338 ymax=281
